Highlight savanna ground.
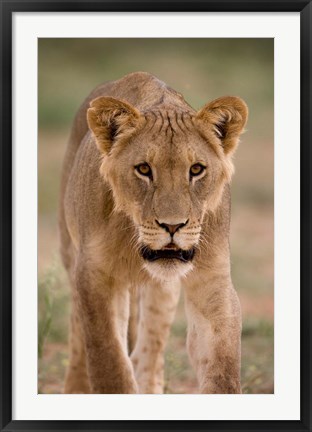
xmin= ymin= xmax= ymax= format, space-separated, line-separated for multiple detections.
xmin=38 ymin=39 xmax=274 ymax=394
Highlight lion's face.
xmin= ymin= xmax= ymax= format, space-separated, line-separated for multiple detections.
xmin=87 ymin=97 xmax=248 ymax=280
xmin=101 ymin=112 xmax=226 ymax=279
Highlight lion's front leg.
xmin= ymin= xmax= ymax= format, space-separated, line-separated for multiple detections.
xmin=75 ymin=261 xmax=137 ymax=394
xmin=131 ymin=281 xmax=181 ymax=393
xmin=185 ymin=279 xmax=242 ymax=394
xmin=64 ymin=294 xmax=91 ymax=394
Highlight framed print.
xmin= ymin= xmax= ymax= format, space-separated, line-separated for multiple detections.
xmin=1 ymin=1 xmax=311 ymax=431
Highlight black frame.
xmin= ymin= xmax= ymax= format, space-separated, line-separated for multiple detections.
xmin=1 ymin=0 xmax=311 ymax=431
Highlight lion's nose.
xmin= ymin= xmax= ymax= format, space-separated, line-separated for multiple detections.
xmin=156 ymin=220 xmax=188 ymax=236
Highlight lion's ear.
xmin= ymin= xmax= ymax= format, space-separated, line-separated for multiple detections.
xmin=195 ymin=96 xmax=248 ymax=156
xmin=87 ymin=97 xmax=141 ymax=154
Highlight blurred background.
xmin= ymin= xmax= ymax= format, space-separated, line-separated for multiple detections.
xmin=38 ymin=38 xmax=274 ymax=394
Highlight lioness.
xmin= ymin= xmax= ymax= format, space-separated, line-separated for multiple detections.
xmin=59 ymin=72 xmax=248 ymax=394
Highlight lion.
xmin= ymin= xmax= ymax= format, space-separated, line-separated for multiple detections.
xmin=59 ymin=72 xmax=248 ymax=394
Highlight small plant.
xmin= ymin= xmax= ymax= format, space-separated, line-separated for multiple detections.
xmin=38 ymin=271 xmax=56 ymax=359
xmin=38 ymin=263 xmax=58 ymax=359
xmin=38 ymin=258 xmax=70 ymax=359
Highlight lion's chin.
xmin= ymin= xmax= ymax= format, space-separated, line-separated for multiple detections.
xmin=140 ymin=245 xmax=195 ymax=281
xmin=143 ymin=259 xmax=194 ymax=282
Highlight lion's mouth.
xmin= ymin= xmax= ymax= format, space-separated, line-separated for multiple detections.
xmin=140 ymin=245 xmax=195 ymax=263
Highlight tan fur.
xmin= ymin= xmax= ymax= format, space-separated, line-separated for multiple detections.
xmin=59 ymin=72 xmax=248 ymax=394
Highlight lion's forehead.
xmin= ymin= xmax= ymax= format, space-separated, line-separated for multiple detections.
xmin=131 ymin=109 xmax=208 ymax=165
xmin=141 ymin=109 xmax=196 ymax=138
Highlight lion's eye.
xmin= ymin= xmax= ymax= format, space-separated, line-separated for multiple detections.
xmin=135 ymin=163 xmax=152 ymax=178
xmin=190 ymin=164 xmax=206 ymax=177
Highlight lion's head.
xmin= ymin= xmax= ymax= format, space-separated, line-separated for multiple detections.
xmin=87 ymin=95 xmax=248 ymax=280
